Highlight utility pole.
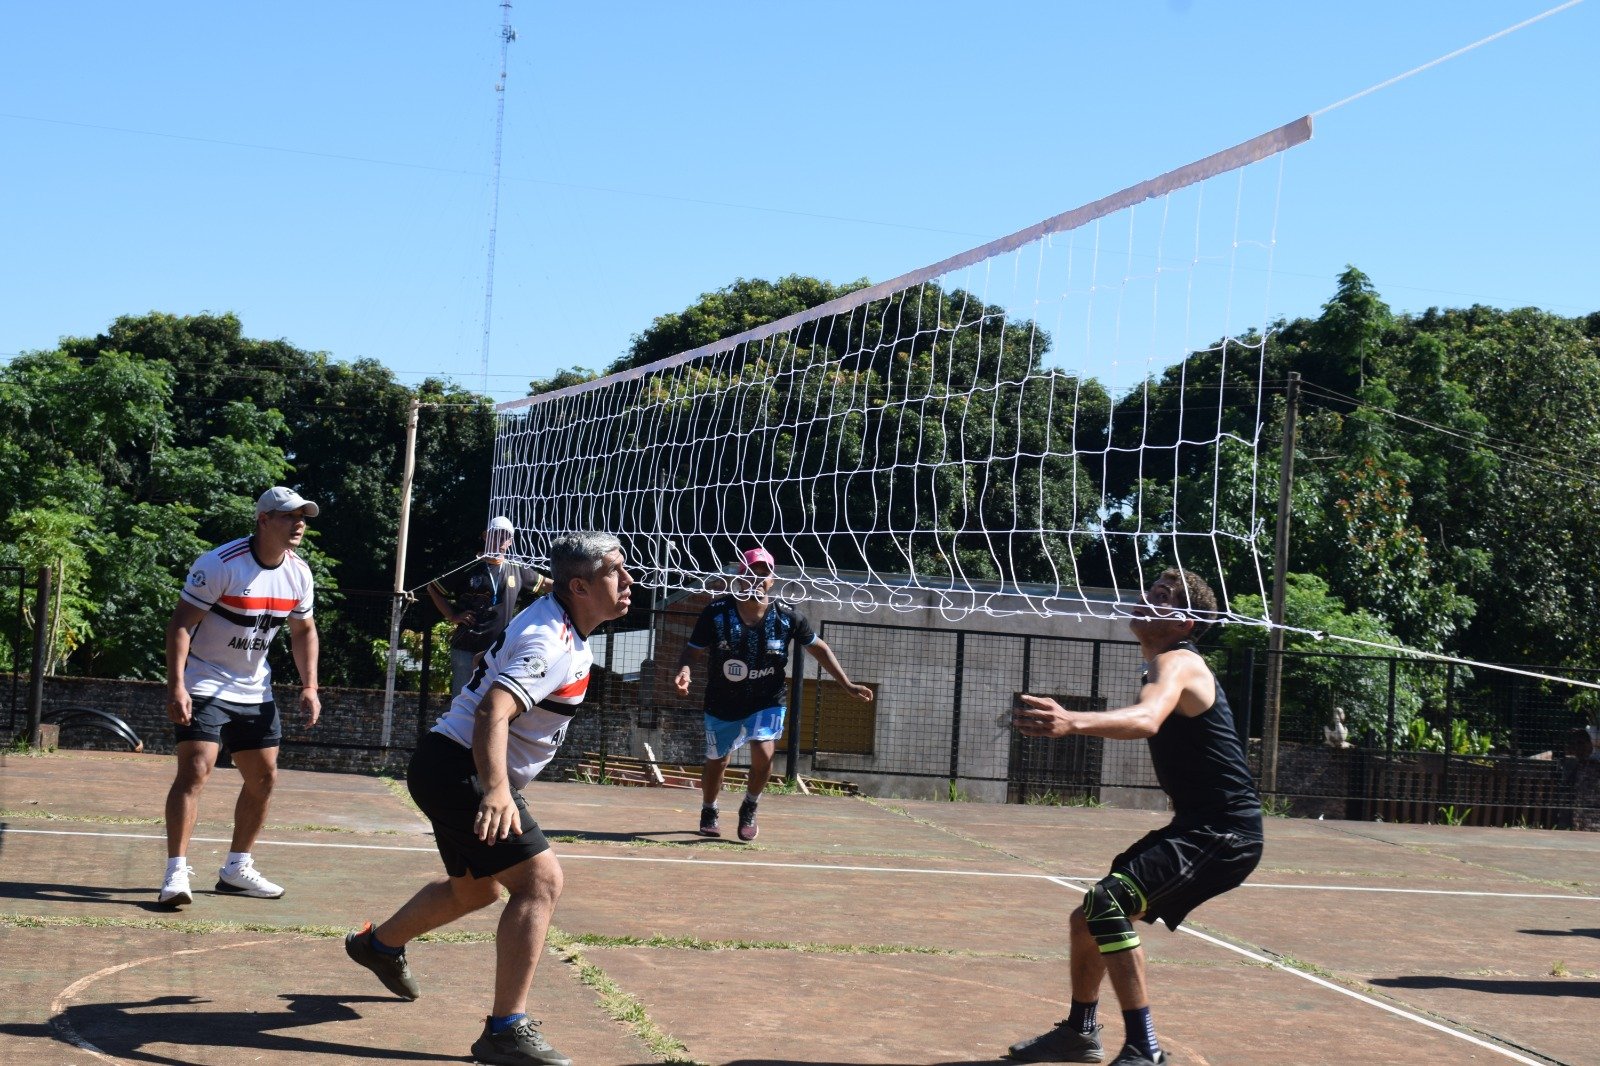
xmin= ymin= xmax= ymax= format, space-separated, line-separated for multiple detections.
xmin=26 ymin=564 xmax=51 ymax=748
xmin=381 ymin=398 xmax=423 ymax=748
xmin=1261 ymin=372 xmax=1301 ymax=795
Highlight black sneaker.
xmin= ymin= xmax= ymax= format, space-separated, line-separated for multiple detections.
xmin=1008 ymin=1021 xmax=1103 ymax=1062
xmin=344 ymin=922 xmax=420 ymax=1000
xmin=737 ymin=798 xmax=759 ymax=842
xmin=1108 ymin=1044 xmax=1166 ymax=1066
xmin=698 ymin=806 xmax=721 ymax=837
xmin=470 ymin=1016 xmax=571 ymax=1066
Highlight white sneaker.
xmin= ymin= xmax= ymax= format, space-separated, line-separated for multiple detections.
xmin=215 ymin=858 xmax=284 ymax=898
xmin=158 ymin=864 xmax=194 ymax=907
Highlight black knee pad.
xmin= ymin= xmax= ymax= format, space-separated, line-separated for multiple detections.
xmin=1083 ymin=872 xmax=1145 ymax=954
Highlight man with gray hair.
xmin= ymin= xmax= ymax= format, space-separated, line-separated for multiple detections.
xmin=346 ymin=532 xmax=632 ymax=1066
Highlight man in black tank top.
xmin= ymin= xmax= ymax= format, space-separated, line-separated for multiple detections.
xmin=1006 ymin=568 xmax=1263 ymax=1066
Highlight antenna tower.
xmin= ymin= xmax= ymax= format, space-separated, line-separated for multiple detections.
xmin=479 ymin=0 xmax=516 ymax=394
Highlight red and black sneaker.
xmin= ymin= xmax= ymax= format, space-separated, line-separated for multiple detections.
xmin=737 ymin=798 xmax=759 ymax=842
xmin=698 ymin=805 xmax=722 ymax=837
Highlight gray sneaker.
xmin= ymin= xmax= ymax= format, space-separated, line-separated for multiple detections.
xmin=344 ymin=922 xmax=420 ymax=1000
xmin=1008 ymin=1021 xmax=1104 ymax=1063
xmin=470 ymin=1016 xmax=571 ymax=1066
xmin=1108 ymin=1045 xmax=1167 ymax=1066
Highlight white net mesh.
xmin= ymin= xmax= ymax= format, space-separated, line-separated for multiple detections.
xmin=493 ymin=119 xmax=1311 ymax=622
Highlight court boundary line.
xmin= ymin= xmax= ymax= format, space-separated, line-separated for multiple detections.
xmin=1067 ymin=878 xmax=1549 ymax=1066
xmin=5 ymin=825 xmax=1598 ymax=902
xmin=6 ymin=825 xmax=1583 ymax=1064
xmin=48 ymin=937 xmax=277 ymax=1066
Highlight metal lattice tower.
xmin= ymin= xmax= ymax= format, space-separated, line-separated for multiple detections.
xmin=479 ymin=0 xmax=517 ymax=394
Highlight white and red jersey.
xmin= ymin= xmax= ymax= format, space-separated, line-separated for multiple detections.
xmin=431 ymin=594 xmax=591 ymax=789
xmin=178 ymin=537 xmax=315 ymax=703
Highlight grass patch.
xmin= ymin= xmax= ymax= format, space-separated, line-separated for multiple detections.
xmin=544 ymin=833 xmax=753 ymax=851
xmin=1 ymin=807 xmax=164 ymax=826
xmin=0 ymin=807 xmax=400 ymax=835
xmin=548 ymin=928 xmax=701 ymax=1064
xmin=558 ymin=930 xmax=972 ymax=957
xmin=377 ymin=774 xmax=425 ymax=819
xmin=1022 ymin=790 xmax=1104 ymax=808
xmin=1260 ymin=795 xmax=1294 ymax=818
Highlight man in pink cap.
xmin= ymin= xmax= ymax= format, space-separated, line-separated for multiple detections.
xmin=674 ymin=545 xmax=872 ymax=841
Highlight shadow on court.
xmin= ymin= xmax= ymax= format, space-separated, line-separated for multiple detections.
xmin=0 ymin=879 xmax=206 ymax=913
xmin=1518 ymin=926 xmax=1600 ymax=939
xmin=3 ymin=994 xmax=458 ymax=1065
xmin=1371 ymin=975 xmax=1600 ymax=999
xmin=542 ymin=827 xmax=728 ymax=845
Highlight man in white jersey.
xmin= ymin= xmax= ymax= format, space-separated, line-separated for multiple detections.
xmin=346 ymin=531 xmax=632 ymax=1066
xmin=158 ymin=486 xmax=321 ymax=908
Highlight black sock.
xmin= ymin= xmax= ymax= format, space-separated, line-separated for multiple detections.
xmin=1067 ymin=999 xmax=1098 ymax=1034
xmin=1122 ymin=1006 xmax=1160 ymax=1059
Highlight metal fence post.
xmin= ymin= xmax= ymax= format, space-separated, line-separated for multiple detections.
xmin=1262 ymin=372 xmax=1302 ymax=795
xmin=10 ymin=567 xmax=23 ymax=732
xmin=949 ymin=631 xmax=966 ymax=785
xmin=785 ymin=636 xmax=803 ymax=782
xmin=416 ymin=621 xmax=433 ymax=745
xmin=1241 ymin=646 xmax=1257 ymax=753
xmin=1442 ymin=660 xmax=1455 ymax=811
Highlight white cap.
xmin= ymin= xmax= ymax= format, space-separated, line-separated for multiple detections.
xmin=256 ymin=486 xmax=320 ymax=517
xmin=488 ymin=515 xmax=514 ymax=533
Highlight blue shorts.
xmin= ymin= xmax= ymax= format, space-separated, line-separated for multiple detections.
xmin=704 ymin=707 xmax=786 ymax=760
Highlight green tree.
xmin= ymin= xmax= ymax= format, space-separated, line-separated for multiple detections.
xmin=1216 ymin=574 xmax=1423 ymax=743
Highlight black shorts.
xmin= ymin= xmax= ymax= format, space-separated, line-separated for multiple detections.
xmin=174 ymin=695 xmax=281 ymax=751
xmin=1112 ymin=821 xmax=1263 ymax=932
xmin=407 ymin=730 xmax=551 ymax=879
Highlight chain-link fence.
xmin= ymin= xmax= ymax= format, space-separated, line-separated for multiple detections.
xmin=5 ymin=594 xmax=1596 ymax=829
xmin=570 ymin=609 xmax=1596 ymax=827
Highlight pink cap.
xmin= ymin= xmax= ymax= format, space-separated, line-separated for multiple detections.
xmin=739 ymin=547 xmax=776 ymax=572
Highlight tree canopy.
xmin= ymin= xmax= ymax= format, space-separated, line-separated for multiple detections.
xmin=1 ymin=313 xmax=496 ymax=685
xmin=3 ymin=269 xmax=1596 ymax=710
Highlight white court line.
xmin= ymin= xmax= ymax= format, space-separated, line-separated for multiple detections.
xmin=48 ymin=937 xmax=277 ymax=1065
xmin=1046 ymin=878 xmax=1549 ymax=1066
xmin=4 ymin=825 xmax=1599 ymax=902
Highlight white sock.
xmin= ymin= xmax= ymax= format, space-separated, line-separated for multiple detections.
xmin=167 ymin=856 xmax=186 ymax=875
xmin=744 ymin=792 xmax=760 ymax=806
xmin=703 ymin=800 xmax=719 ymax=810
xmin=225 ymin=851 xmax=250 ymax=870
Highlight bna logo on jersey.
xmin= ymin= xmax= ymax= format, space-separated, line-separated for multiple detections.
xmin=722 ymin=660 xmax=749 ymax=682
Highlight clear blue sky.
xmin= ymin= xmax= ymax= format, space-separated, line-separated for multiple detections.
xmin=2 ymin=1 xmax=1594 ymax=404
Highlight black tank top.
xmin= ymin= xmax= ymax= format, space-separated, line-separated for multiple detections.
xmin=1145 ymin=641 xmax=1262 ymax=836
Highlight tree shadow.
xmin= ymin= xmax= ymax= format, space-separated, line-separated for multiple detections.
xmin=24 ymin=992 xmax=464 ymax=1064
xmin=1371 ymin=975 xmax=1597 ymax=998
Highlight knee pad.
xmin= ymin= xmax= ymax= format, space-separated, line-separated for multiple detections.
xmin=1083 ymin=872 xmax=1146 ymax=955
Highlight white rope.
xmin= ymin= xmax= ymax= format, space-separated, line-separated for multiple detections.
xmin=1312 ymin=0 xmax=1585 ymax=117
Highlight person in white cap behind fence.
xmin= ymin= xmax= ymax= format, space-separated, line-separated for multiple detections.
xmin=427 ymin=516 xmax=552 ymax=695
xmin=157 ymin=486 xmax=321 ymax=908
xmin=674 ymin=545 xmax=873 ymax=841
